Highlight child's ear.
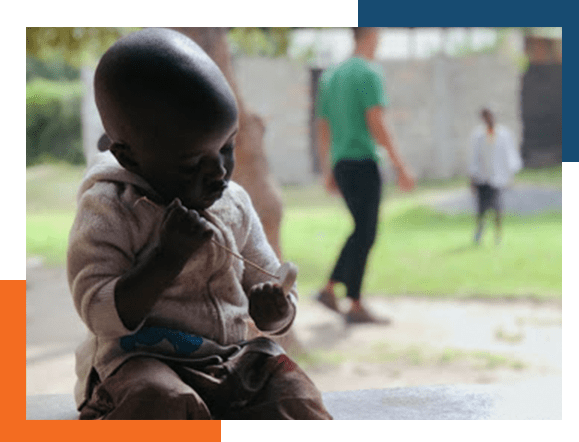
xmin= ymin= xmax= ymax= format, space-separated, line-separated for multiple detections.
xmin=110 ymin=142 xmax=140 ymax=173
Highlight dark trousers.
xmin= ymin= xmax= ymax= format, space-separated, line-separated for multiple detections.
xmin=79 ymin=338 xmax=332 ymax=420
xmin=330 ymin=159 xmax=382 ymax=301
xmin=475 ymin=184 xmax=502 ymax=216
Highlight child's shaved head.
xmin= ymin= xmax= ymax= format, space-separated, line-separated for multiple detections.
xmin=94 ymin=28 xmax=239 ymax=210
xmin=95 ymin=28 xmax=237 ymax=150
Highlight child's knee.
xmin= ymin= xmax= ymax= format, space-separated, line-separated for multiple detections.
xmin=276 ymin=397 xmax=333 ymax=420
xmin=89 ymin=358 xmax=212 ymax=419
xmin=129 ymin=379 xmax=177 ymax=402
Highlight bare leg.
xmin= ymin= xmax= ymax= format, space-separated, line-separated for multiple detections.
xmin=317 ymin=280 xmax=339 ymax=312
xmin=475 ymin=214 xmax=484 ymax=244
xmin=349 ymin=299 xmax=361 ymax=311
xmin=494 ymin=210 xmax=502 ymax=245
xmin=324 ymin=280 xmax=337 ymax=294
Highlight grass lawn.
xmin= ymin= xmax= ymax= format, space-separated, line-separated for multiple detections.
xmin=282 ymin=201 xmax=561 ymax=300
xmin=27 ymin=163 xmax=562 ymax=300
xmin=281 ymin=164 xmax=561 ymax=300
xmin=26 ymin=163 xmax=84 ymax=265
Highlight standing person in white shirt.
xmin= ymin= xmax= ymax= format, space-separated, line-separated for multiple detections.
xmin=469 ymin=106 xmax=523 ymax=245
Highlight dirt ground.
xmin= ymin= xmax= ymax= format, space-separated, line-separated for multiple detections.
xmin=26 ymin=263 xmax=561 ymax=396
xmin=294 ymin=295 xmax=561 ymax=392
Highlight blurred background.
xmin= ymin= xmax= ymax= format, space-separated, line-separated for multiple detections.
xmin=26 ymin=28 xmax=561 ymax=407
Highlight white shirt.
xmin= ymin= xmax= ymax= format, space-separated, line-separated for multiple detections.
xmin=469 ymin=124 xmax=523 ymax=188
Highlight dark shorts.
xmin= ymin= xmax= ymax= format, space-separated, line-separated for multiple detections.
xmin=476 ymin=184 xmax=502 ymax=215
xmin=79 ymin=337 xmax=332 ymax=420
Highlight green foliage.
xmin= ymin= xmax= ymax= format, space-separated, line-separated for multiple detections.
xmin=26 ymin=27 xmax=138 ymax=66
xmin=26 ymin=78 xmax=85 ymax=166
xmin=228 ymin=27 xmax=291 ymax=57
xmin=25 ymin=28 xmax=137 ymax=167
xmin=27 ymin=56 xmax=80 ymax=82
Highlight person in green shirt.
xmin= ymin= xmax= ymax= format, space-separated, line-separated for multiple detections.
xmin=316 ymin=27 xmax=414 ymax=324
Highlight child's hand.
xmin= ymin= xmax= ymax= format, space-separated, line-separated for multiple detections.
xmin=249 ymin=282 xmax=292 ymax=332
xmin=158 ymin=198 xmax=213 ymax=262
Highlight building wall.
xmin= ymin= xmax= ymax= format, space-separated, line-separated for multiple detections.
xmin=383 ymin=54 xmax=522 ymax=181
xmin=233 ymin=58 xmax=313 ymax=185
xmin=234 ymin=53 xmax=523 ymax=185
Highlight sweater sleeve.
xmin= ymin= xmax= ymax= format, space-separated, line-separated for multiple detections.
xmin=236 ymin=187 xmax=298 ymax=335
xmin=67 ymin=184 xmax=147 ymax=339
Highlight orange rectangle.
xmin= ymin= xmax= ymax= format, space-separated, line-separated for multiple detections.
xmin=16 ymin=279 xmax=221 ymax=440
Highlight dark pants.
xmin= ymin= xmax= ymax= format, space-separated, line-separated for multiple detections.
xmin=475 ymin=184 xmax=502 ymax=216
xmin=474 ymin=184 xmax=503 ymax=243
xmin=330 ymin=159 xmax=382 ymax=301
xmin=79 ymin=337 xmax=332 ymax=420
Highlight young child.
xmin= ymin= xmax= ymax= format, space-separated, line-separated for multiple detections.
xmin=469 ymin=106 xmax=522 ymax=245
xmin=67 ymin=28 xmax=332 ymax=420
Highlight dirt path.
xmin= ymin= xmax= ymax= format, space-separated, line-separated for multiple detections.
xmin=294 ymin=295 xmax=561 ymax=392
xmin=26 ymin=263 xmax=561 ymax=395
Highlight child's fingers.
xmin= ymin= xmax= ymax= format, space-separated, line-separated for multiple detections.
xmin=252 ymin=284 xmax=288 ymax=313
xmin=167 ymin=197 xmax=185 ymax=214
xmin=272 ymin=284 xmax=288 ymax=311
xmin=162 ymin=198 xmax=184 ymax=221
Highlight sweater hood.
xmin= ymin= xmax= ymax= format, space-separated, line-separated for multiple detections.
xmin=78 ymin=151 xmax=159 ymax=202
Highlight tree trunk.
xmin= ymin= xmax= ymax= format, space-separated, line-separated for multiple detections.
xmin=172 ymin=28 xmax=302 ymax=355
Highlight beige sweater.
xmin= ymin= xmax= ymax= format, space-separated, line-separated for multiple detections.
xmin=67 ymin=152 xmax=296 ymax=408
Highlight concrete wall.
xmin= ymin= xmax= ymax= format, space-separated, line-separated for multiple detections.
xmin=382 ymin=54 xmax=522 ymax=181
xmin=233 ymin=58 xmax=314 ymax=185
xmin=234 ymin=53 xmax=522 ymax=184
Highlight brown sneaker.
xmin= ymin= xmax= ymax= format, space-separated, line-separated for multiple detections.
xmin=316 ymin=290 xmax=340 ymax=313
xmin=345 ymin=304 xmax=391 ymax=325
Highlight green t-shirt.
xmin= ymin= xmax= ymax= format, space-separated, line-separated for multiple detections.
xmin=317 ymin=57 xmax=388 ymax=167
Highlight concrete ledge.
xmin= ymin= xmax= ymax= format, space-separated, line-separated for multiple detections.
xmin=27 ymin=394 xmax=79 ymax=420
xmin=324 ymin=378 xmax=561 ymax=420
xmin=27 ymin=377 xmax=561 ymax=420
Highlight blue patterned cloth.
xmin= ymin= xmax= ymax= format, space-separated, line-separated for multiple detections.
xmin=120 ymin=326 xmax=203 ymax=356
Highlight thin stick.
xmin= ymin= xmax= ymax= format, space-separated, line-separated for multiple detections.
xmin=210 ymin=238 xmax=279 ymax=279
xmin=132 ymin=196 xmax=278 ymax=278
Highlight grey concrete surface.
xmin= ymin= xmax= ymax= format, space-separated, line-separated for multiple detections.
xmin=27 ymin=375 xmax=561 ymax=420
xmin=322 ymin=376 xmax=561 ymax=420
xmin=27 ymin=394 xmax=78 ymax=420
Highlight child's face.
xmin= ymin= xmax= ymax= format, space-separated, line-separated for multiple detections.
xmin=134 ymin=119 xmax=238 ymax=211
